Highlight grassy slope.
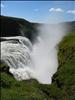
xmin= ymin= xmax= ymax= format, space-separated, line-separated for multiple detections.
xmin=0 ymin=32 xmax=75 ymax=100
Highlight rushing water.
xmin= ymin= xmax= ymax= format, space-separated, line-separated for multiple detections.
xmin=1 ymin=24 xmax=66 ymax=84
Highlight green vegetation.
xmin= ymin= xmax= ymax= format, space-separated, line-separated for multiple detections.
xmin=0 ymin=32 xmax=75 ymax=100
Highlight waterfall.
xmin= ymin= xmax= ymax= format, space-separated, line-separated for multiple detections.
xmin=1 ymin=24 xmax=66 ymax=84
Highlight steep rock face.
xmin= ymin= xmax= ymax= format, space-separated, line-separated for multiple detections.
xmin=1 ymin=16 xmax=38 ymax=43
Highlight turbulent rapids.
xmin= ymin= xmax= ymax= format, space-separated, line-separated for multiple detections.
xmin=1 ymin=36 xmax=34 ymax=80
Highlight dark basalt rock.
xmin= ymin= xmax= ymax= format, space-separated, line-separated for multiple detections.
xmin=0 ymin=15 xmax=38 ymax=43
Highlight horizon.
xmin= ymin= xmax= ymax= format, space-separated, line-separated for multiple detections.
xmin=1 ymin=1 xmax=75 ymax=23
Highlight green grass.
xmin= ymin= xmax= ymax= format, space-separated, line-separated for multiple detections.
xmin=0 ymin=32 xmax=75 ymax=100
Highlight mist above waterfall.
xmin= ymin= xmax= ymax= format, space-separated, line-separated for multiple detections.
xmin=1 ymin=23 xmax=66 ymax=84
xmin=31 ymin=24 xmax=66 ymax=84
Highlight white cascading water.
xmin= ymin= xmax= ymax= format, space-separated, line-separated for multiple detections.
xmin=1 ymin=24 xmax=66 ymax=84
